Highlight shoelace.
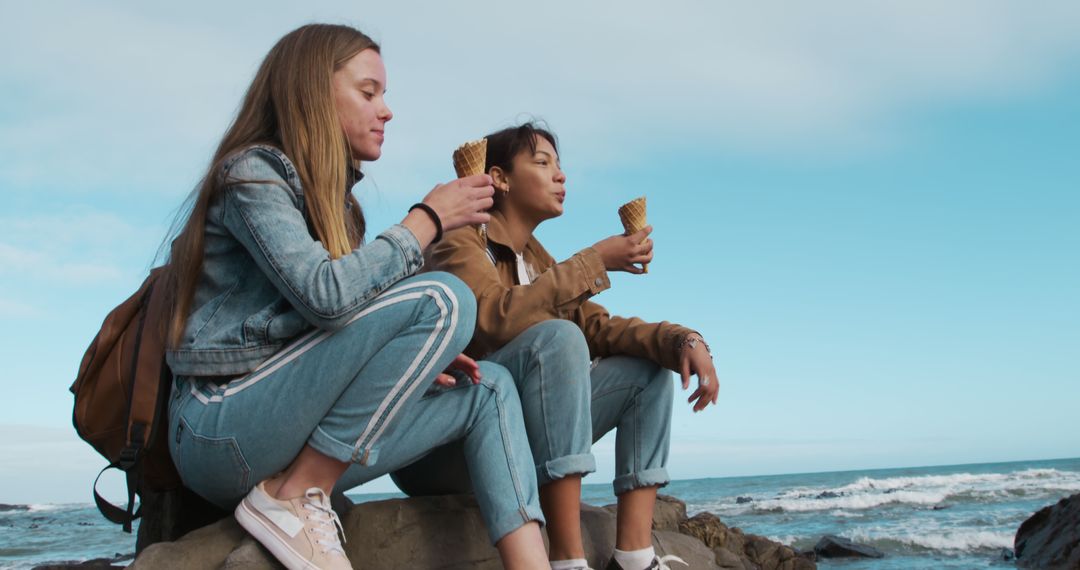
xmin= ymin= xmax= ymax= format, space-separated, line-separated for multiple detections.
xmin=301 ymin=488 xmax=347 ymax=557
xmin=648 ymin=554 xmax=688 ymax=570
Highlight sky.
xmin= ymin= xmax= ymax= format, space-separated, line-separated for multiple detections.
xmin=1 ymin=1 xmax=1078 ymax=505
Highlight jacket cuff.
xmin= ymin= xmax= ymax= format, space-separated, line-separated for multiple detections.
xmin=379 ymin=224 xmax=425 ymax=274
xmin=577 ymin=247 xmax=610 ymax=295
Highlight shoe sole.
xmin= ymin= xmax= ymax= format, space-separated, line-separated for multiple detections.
xmin=235 ymin=498 xmax=320 ymax=570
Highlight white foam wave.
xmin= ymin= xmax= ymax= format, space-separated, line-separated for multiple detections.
xmin=748 ymin=467 xmax=1080 ymax=513
xmin=847 ymin=528 xmax=1013 ymax=551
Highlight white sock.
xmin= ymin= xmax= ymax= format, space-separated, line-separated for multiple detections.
xmin=551 ymin=558 xmax=589 ymax=570
xmin=613 ymin=547 xmax=655 ymax=570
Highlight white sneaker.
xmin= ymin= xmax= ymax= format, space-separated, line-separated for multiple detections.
xmin=235 ymin=480 xmax=352 ymax=570
xmin=649 ymin=555 xmax=688 ymax=570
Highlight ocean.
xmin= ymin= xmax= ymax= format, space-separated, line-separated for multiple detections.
xmin=3 ymin=457 xmax=1077 ymax=569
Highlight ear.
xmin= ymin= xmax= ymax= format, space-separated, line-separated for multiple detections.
xmin=489 ymin=166 xmax=511 ymax=192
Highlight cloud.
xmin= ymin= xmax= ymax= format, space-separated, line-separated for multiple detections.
xmin=0 ymin=242 xmax=127 ymax=283
xmin=0 ymin=208 xmax=165 ymax=289
xmin=4 ymin=1 xmax=1080 ymax=198
xmin=0 ymin=297 xmax=41 ymax=318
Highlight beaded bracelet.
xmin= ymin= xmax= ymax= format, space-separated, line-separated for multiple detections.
xmin=677 ymin=333 xmax=712 ymax=356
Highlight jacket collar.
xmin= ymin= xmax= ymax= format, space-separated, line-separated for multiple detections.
xmin=485 ymin=210 xmax=550 ymax=263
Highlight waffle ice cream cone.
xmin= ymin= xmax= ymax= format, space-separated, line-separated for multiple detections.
xmin=618 ymin=196 xmax=649 ymax=273
xmin=453 ymin=138 xmax=488 ymax=178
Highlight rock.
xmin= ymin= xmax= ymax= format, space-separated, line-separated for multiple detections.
xmin=1000 ymin=547 xmax=1015 ymax=561
xmin=0 ymin=503 xmax=30 ymax=512
xmin=680 ymin=511 xmax=816 ymax=570
xmin=815 ymin=491 xmax=840 ymax=499
xmin=736 ymin=496 xmax=754 ymax=504
xmin=931 ymin=503 xmax=951 ymax=510
xmin=1015 ymin=492 xmax=1080 ymax=569
xmin=813 ymin=535 xmax=884 ymax=559
xmin=134 ymin=485 xmax=229 ymax=552
xmin=132 ymin=493 xmax=812 ymax=570
xmin=653 ymin=494 xmax=688 ymax=531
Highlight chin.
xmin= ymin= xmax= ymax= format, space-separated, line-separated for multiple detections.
xmin=350 ymin=142 xmax=382 ymax=162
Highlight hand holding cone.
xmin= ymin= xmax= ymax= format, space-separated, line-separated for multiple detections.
xmin=453 ymin=138 xmax=488 ymax=178
xmin=618 ymin=196 xmax=649 ymax=273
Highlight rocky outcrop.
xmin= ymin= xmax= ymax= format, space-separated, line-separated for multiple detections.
xmin=131 ymin=494 xmax=813 ymax=569
xmin=1015 ymin=492 xmax=1080 ymax=569
xmin=678 ymin=512 xmax=816 ymax=570
xmin=812 ymin=535 xmax=883 ymax=559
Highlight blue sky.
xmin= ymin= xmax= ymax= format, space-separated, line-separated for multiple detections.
xmin=1 ymin=2 xmax=1078 ymax=504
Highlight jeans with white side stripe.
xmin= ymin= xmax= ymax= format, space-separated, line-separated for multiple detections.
xmin=167 ymin=272 xmax=544 ymax=543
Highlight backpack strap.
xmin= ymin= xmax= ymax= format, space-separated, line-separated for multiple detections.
xmin=93 ymin=461 xmax=142 ymax=532
xmin=97 ymin=268 xmax=171 ymax=533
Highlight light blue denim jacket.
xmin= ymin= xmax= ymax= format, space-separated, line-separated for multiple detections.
xmin=166 ymin=145 xmax=424 ymax=376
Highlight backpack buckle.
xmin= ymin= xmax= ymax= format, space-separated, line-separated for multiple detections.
xmin=118 ymin=445 xmax=141 ymax=470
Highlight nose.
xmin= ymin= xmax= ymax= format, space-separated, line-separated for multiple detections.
xmin=554 ymin=167 xmax=566 ymax=184
xmin=380 ymin=100 xmax=393 ymax=123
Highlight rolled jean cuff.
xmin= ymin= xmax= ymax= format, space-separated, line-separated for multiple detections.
xmin=485 ymin=503 xmax=547 ymax=545
xmin=537 ymin=453 xmax=596 ymax=487
xmin=308 ymin=425 xmax=378 ymax=466
xmin=613 ymin=467 xmax=670 ymax=495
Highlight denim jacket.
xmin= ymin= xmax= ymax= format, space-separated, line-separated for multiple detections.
xmin=166 ymin=145 xmax=424 ymax=377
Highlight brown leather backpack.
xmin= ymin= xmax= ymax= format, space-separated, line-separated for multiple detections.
xmin=70 ymin=266 xmax=181 ymax=532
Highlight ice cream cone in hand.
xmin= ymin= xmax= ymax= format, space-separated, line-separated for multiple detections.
xmin=452 ymin=139 xmax=488 ymax=178
xmin=618 ymin=196 xmax=649 ymax=273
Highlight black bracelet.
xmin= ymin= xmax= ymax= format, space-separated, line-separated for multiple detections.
xmin=409 ymin=203 xmax=443 ymax=243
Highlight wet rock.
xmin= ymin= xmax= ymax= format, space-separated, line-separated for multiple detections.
xmin=1015 ymin=492 xmax=1080 ymax=569
xmin=0 ymin=503 xmax=30 ymax=512
xmin=813 ymin=535 xmax=884 ymax=558
xmin=132 ymin=494 xmax=812 ymax=569
xmin=679 ymin=511 xmax=816 ymax=569
xmin=736 ymin=496 xmax=754 ymax=504
xmin=816 ymin=491 xmax=840 ymax=499
xmin=1000 ymin=547 xmax=1015 ymax=561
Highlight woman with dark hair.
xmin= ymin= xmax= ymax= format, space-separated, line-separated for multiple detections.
xmin=407 ymin=122 xmax=719 ymax=570
xmin=163 ymin=25 xmax=548 ymax=570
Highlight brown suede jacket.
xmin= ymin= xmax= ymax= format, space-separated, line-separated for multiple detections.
xmin=425 ymin=211 xmax=696 ymax=371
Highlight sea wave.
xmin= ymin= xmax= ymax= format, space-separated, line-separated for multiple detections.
xmin=736 ymin=467 xmax=1080 ymax=513
xmin=846 ymin=528 xmax=1014 ymax=551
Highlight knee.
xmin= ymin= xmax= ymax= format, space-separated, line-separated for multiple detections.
xmin=639 ymin=359 xmax=674 ymax=402
xmin=420 ymin=271 xmax=477 ymax=343
xmin=475 ymin=361 xmax=522 ymax=408
xmin=523 ymin=320 xmax=589 ymax=363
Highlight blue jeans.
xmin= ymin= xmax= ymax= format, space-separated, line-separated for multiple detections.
xmin=167 ymin=273 xmax=543 ymax=543
xmin=394 ymin=320 xmax=673 ymax=496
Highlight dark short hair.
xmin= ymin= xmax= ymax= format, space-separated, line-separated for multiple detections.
xmin=483 ymin=121 xmax=559 ymax=175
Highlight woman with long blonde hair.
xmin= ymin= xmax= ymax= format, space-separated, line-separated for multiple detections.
xmin=163 ymin=24 xmax=548 ymax=569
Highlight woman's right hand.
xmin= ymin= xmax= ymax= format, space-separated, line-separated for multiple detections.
xmin=592 ymin=226 xmax=653 ymax=274
xmin=402 ymin=174 xmax=494 ymax=247
xmin=424 ymin=174 xmax=495 ymax=231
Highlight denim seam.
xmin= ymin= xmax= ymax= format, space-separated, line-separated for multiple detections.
xmin=490 ymin=382 xmax=531 ymax=527
xmin=190 ymin=278 xmax=240 ymax=342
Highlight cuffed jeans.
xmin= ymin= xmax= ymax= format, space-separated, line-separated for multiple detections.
xmin=394 ymin=319 xmax=673 ymax=496
xmin=167 ymin=273 xmax=543 ymax=544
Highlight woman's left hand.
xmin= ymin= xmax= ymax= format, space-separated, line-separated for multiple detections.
xmin=679 ymin=336 xmax=718 ymax=412
xmin=434 ymin=353 xmax=483 ymax=387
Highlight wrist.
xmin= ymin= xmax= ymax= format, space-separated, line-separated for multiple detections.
xmin=409 ymin=203 xmax=443 ymax=243
xmin=677 ymin=333 xmax=711 ymax=356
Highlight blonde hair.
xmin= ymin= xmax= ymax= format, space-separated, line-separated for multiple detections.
xmin=164 ymin=24 xmax=377 ymax=346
